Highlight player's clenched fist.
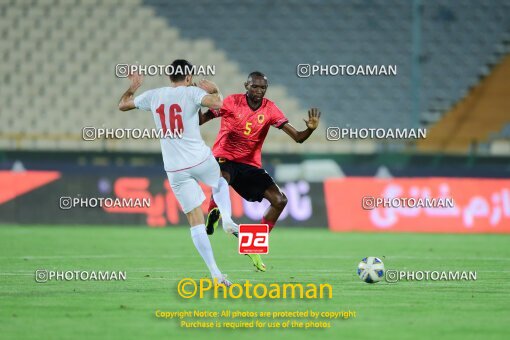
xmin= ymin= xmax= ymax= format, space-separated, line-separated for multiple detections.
xmin=304 ymin=108 xmax=321 ymax=130
xmin=197 ymin=79 xmax=219 ymax=94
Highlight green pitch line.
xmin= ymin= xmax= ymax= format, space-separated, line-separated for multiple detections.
xmin=0 ymin=225 xmax=509 ymax=340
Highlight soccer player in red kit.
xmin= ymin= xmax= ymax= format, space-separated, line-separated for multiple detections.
xmin=199 ymin=71 xmax=321 ymax=271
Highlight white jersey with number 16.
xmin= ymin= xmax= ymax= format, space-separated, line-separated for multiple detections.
xmin=134 ymin=86 xmax=211 ymax=172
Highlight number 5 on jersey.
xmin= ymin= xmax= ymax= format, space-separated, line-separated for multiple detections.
xmin=156 ymin=104 xmax=184 ymax=134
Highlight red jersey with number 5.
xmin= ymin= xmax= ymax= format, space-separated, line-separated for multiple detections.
xmin=212 ymin=94 xmax=288 ymax=168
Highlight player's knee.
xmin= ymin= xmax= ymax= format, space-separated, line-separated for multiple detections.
xmin=273 ymin=193 xmax=288 ymax=211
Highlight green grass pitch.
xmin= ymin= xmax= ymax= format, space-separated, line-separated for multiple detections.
xmin=0 ymin=225 xmax=509 ymax=340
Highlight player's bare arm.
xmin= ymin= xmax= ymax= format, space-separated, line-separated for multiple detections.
xmin=118 ymin=72 xmax=144 ymax=111
xmin=197 ymin=79 xmax=223 ymax=124
xmin=197 ymin=79 xmax=221 ymax=96
xmin=281 ymin=108 xmax=321 ymax=143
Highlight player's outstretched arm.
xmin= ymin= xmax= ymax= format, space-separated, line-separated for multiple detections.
xmin=281 ymin=108 xmax=321 ymax=143
xmin=118 ymin=73 xmax=144 ymax=111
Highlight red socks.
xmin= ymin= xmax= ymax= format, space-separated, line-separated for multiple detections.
xmin=261 ymin=217 xmax=276 ymax=232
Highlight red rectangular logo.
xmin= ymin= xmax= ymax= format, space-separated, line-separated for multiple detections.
xmin=238 ymin=224 xmax=269 ymax=254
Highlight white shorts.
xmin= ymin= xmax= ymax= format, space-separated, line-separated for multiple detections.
xmin=166 ymin=154 xmax=220 ymax=214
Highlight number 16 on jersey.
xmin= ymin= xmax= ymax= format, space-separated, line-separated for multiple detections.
xmin=238 ymin=224 xmax=269 ymax=254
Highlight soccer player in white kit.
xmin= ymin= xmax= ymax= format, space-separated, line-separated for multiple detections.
xmin=118 ymin=59 xmax=237 ymax=286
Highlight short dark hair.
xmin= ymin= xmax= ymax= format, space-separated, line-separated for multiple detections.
xmin=247 ymin=71 xmax=267 ymax=83
xmin=170 ymin=59 xmax=193 ymax=82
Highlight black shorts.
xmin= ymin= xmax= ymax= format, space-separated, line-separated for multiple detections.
xmin=216 ymin=158 xmax=276 ymax=202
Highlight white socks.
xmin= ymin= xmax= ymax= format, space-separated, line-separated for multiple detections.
xmin=212 ymin=177 xmax=234 ymax=225
xmin=190 ymin=224 xmax=221 ymax=279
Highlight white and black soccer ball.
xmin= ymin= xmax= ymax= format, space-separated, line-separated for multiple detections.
xmin=357 ymin=257 xmax=385 ymax=283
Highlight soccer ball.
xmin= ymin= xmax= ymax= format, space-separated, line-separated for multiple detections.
xmin=357 ymin=257 xmax=385 ymax=283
